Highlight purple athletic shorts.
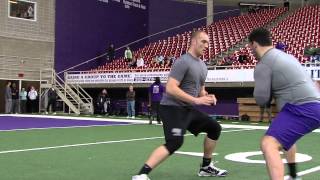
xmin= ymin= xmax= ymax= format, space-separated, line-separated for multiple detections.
xmin=266 ymin=102 xmax=320 ymax=151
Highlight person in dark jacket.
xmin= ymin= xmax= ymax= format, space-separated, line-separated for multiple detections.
xmin=46 ymin=87 xmax=58 ymax=114
xmin=107 ymin=44 xmax=115 ymax=62
xmin=96 ymin=89 xmax=109 ymax=115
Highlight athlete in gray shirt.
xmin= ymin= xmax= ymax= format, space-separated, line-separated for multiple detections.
xmin=250 ymin=28 xmax=320 ymax=180
xmin=254 ymin=47 xmax=320 ymax=111
xmin=161 ymin=53 xmax=208 ymax=106
xmin=132 ymin=31 xmax=227 ymax=180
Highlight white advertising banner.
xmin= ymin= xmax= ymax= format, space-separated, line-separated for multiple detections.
xmin=206 ymin=69 xmax=254 ymax=82
xmin=66 ymin=67 xmax=320 ymax=84
xmin=305 ymin=67 xmax=320 ymax=80
xmin=66 ymin=72 xmax=169 ymax=84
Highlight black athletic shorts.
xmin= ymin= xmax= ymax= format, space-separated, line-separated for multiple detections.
xmin=159 ymin=105 xmax=218 ymax=140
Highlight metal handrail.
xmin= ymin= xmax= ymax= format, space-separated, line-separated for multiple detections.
xmin=53 ymin=71 xmax=81 ymax=105
xmin=66 ymin=82 xmax=92 ymax=103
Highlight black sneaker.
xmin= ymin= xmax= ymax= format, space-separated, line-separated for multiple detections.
xmin=198 ymin=162 xmax=228 ymax=177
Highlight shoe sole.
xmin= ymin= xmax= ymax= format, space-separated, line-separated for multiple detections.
xmin=198 ymin=172 xmax=227 ymax=177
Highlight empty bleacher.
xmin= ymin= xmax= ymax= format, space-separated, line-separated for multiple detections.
xmin=91 ymin=7 xmax=287 ymax=72
xmin=226 ymin=5 xmax=320 ymax=68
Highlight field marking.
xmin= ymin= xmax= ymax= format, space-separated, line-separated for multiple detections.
xmin=0 ymin=114 xmax=149 ymax=124
xmin=175 ymin=151 xmax=218 ymax=156
xmin=222 ymin=124 xmax=320 ymax=133
xmin=0 ymin=129 xmax=253 ymax=155
xmin=284 ymin=165 xmax=320 ymax=179
xmin=0 ymin=123 xmax=137 ymax=132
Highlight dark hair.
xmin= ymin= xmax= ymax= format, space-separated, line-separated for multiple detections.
xmin=155 ymin=77 xmax=161 ymax=84
xmin=248 ymin=28 xmax=272 ymax=46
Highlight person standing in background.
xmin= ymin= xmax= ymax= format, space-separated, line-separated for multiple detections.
xmin=259 ymin=104 xmax=272 ymax=123
xmin=103 ymin=89 xmax=111 ymax=115
xmin=107 ymin=44 xmax=115 ymax=62
xmin=46 ymin=87 xmax=58 ymax=115
xmin=11 ymin=83 xmax=19 ymax=113
xmin=124 ymin=46 xmax=133 ymax=62
xmin=5 ymin=81 xmax=12 ymax=113
xmin=126 ymin=85 xmax=136 ymax=119
xmin=96 ymin=89 xmax=109 ymax=115
xmin=148 ymin=77 xmax=165 ymax=124
xmin=19 ymin=87 xmax=27 ymax=113
xmin=28 ymin=86 xmax=38 ymax=113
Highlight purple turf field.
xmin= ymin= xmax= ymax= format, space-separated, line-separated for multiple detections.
xmin=0 ymin=115 xmax=131 ymax=131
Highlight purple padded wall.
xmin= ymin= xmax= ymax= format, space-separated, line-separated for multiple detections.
xmin=55 ymin=0 xmax=149 ymax=73
xmin=55 ymin=0 xmax=239 ymax=73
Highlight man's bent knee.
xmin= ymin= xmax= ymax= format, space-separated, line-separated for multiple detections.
xmin=205 ymin=122 xmax=222 ymax=140
xmin=260 ymin=136 xmax=281 ymax=151
xmin=164 ymin=137 xmax=184 ymax=155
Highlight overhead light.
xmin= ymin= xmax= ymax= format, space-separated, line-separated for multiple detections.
xmin=9 ymin=0 xmax=18 ymax=4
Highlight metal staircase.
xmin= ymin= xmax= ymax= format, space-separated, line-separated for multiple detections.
xmin=40 ymin=69 xmax=93 ymax=115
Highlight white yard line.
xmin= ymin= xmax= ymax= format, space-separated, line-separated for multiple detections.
xmin=0 ymin=114 xmax=149 ymax=124
xmin=0 ymin=129 xmax=252 ymax=155
xmin=284 ymin=165 xmax=320 ymax=179
xmin=222 ymin=124 xmax=320 ymax=133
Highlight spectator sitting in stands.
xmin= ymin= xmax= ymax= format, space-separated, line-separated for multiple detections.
xmin=136 ymin=55 xmax=144 ymax=68
xmin=275 ymin=41 xmax=287 ymax=51
xmin=128 ymin=56 xmax=137 ymax=68
xmin=149 ymin=56 xmax=157 ymax=67
xmin=238 ymin=52 xmax=248 ymax=64
xmin=168 ymin=54 xmax=176 ymax=65
xmin=248 ymin=6 xmax=255 ymax=13
xmin=216 ymin=59 xmax=223 ymax=66
xmin=224 ymin=57 xmax=234 ymax=66
xmin=156 ymin=55 xmax=164 ymax=65
xmin=163 ymin=58 xmax=171 ymax=68
xmin=304 ymin=43 xmax=318 ymax=56
xmin=304 ymin=43 xmax=320 ymax=62
xmin=124 ymin=46 xmax=133 ymax=62
xmin=207 ymin=56 xmax=217 ymax=66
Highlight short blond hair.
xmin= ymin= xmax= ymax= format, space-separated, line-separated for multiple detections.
xmin=191 ymin=30 xmax=206 ymax=40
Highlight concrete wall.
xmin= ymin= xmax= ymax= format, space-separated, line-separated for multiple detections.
xmin=0 ymin=0 xmax=55 ymax=80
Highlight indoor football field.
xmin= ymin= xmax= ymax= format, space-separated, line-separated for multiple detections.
xmin=0 ymin=114 xmax=319 ymax=180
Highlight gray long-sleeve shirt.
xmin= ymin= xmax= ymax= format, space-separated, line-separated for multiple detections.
xmin=254 ymin=48 xmax=320 ymax=111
